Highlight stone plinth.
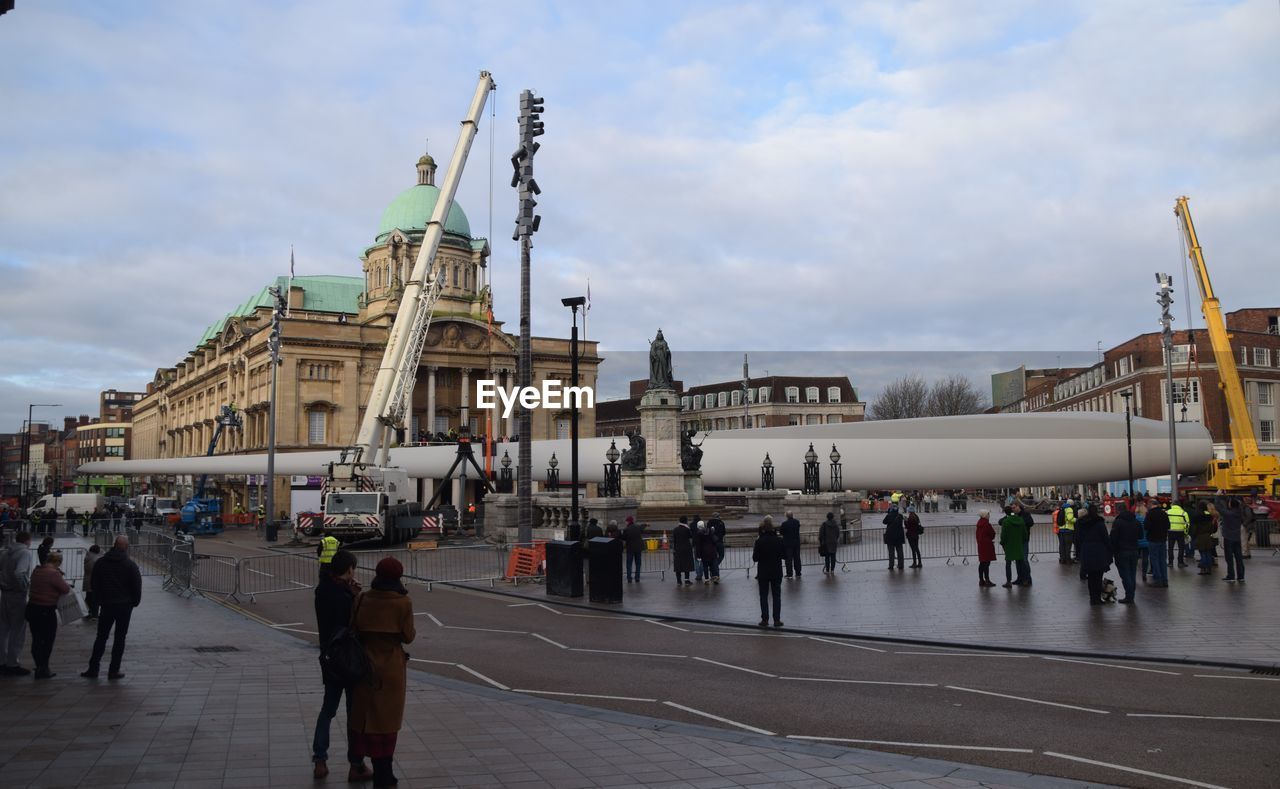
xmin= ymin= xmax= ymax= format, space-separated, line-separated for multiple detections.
xmin=745 ymin=491 xmax=864 ymax=533
xmin=481 ymin=493 xmax=640 ymax=543
xmin=636 ymin=386 xmax=704 ymax=508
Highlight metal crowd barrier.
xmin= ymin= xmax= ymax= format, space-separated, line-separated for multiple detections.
xmin=237 ymin=553 xmax=317 ymax=600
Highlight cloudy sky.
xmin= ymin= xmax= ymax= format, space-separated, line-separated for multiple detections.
xmin=1 ymin=0 xmax=1276 ymax=429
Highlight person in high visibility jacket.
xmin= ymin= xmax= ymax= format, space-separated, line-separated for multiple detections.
xmin=1055 ymin=500 xmax=1077 ymax=564
xmin=317 ymin=532 xmax=340 ymax=579
xmin=1166 ymin=501 xmax=1190 ymax=568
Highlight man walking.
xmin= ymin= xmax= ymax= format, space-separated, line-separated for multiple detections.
xmin=81 ymin=536 xmax=142 ymax=680
xmin=0 ymin=531 xmax=36 ymax=676
xmin=778 ymin=510 xmax=802 ymax=578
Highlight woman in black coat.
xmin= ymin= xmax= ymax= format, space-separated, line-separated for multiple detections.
xmin=1074 ymin=504 xmax=1113 ymax=605
xmin=882 ymin=505 xmax=906 ymax=571
xmin=671 ymin=517 xmax=694 ymax=585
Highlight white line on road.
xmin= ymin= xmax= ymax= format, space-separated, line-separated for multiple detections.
xmin=690 ymin=630 xmax=803 ymax=639
xmin=779 ymin=676 xmax=936 ymax=688
xmin=444 ymin=625 xmax=528 ymax=634
xmin=569 ymin=648 xmax=686 ymax=659
xmin=898 ymin=651 xmax=1029 ymax=658
xmin=530 ymin=633 xmax=568 ymax=649
xmin=512 ymin=689 xmax=658 ymax=703
xmin=662 ymin=701 xmax=775 ymax=735
xmin=535 ymin=603 xmax=563 ymax=615
xmin=1042 ymin=751 xmax=1230 ymax=789
xmin=693 ymin=656 xmax=775 ymax=678
xmin=646 ymin=619 xmax=689 ymax=632
xmin=788 ymin=735 xmax=1033 ymax=753
xmin=1042 ymin=656 xmax=1181 ymax=676
xmin=408 ymin=658 xmax=457 ymax=666
xmin=271 ymin=626 xmax=319 ymax=635
xmin=1127 ymin=713 xmax=1280 ymax=723
xmin=507 ymin=602 xmax=538 ymax=607
xmin=945 ymin=685 xmax=1109 ymax=714
xmin=455 ymin=664 xmax=510 ymax=691
xmin=1193 ymin=673 xmax=1280 ymax=682
xmin=425 ymin=613 xmax=444 ymax=628
xmin=563 ymin=613 xmax=634 ymax=621
xmin=270 ymin=622 xmax=305 ymax=628
xmin=807 ymin=635 xmax=886 ymax=653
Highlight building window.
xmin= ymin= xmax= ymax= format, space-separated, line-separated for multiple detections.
xmin=1118 ymin=357 xmax=1131 ymax=376
xmin=693 ymin=395 xmax=703 ymax=410
xmin=308 ymin=410 xmax=327 ymax=445
xmin=1254 ymin=348 xmax=1271 ymax=367
xmin=756 ymin=415 xmax=767 ymax=428
xmin=1167 ymin=344 xmax=1191 ymax=366
xmin=1269 ymin=316 xmax=1278 ymax=335
xmin=805 ymin=387 xmax=819 ymax=403
xmin=746 ymin=389 xmax=755 ymax=404
xmin=555 ymin=418 xmax=570 ymax=439
xmin=785 ymin=387 xmax=799 ymax=403
xmin=1258 ymin=383 xmax=1274 ymax=406
xmin=758 ymin=386 xmax=770 ymax=402
xmin=828 ymin=414 xmax=842 ymax=424
xmin=827 ymin=386 xmax=841 ymax=403
xmin=1261 ymin=420 xmax=1275 ymax=443
xmin=788 ymin=414 xmax=801 ymax=426
xmin=731 ymin=390 xmax=741 ymax=406
xmin=717 ymin=392 xmax=728 ymax=408
xmin=1169 ymin=379 xmax=1200 ymax=404
xmin=434 ymin=416 xmax=449 ymax=434
xmin=681 ymin=396 xmax=690 ymax=411
xmin=805 ymin=414 xmax=822 ymax=425
xmin=714 ymin=418 xmax=724 ymax=430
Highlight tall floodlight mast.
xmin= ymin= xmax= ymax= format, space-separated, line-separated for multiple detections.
xmin=512 ymin=89 xmax=544 ymax=544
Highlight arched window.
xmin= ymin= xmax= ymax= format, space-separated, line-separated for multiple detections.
xmin=806 ymin=386 xmax=819 ymax=403
xmin=827 ymin=386 xmax=841 ymax=403
xmin=731 ymin=390 xmax=741 ymax=406
xmin=785 ymin=387 xmax=800 ymax=403
xmin=717 ymin=392 xmax=728 ymax=408
xmin=759 ymin=386 xmax=770 ymax=402
xmin=693 ymin=395 xmax=703 ymax=410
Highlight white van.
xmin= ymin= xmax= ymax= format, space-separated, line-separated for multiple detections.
xmin=29 ymin=493 xmax=106 ymax=517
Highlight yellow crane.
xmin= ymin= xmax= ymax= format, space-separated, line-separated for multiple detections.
xmin=1174 ymin=196 xmax=1280 ymax=497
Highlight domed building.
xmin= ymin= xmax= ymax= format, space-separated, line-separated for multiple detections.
xmin=129 ymin=153 xmax=600 ymax=516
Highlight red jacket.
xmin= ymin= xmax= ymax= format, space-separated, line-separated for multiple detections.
xmin=975 ymin=518 xmax=997 ymax=562
xmin=28 ymin=566 xmax=71 ymax=607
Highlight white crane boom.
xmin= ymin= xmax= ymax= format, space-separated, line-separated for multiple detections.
xmin=355 ymin=71 xmax=495 ymax=463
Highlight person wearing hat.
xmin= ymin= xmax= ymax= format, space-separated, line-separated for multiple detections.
xmin=349 ymin=557 xmax=416 ymax=788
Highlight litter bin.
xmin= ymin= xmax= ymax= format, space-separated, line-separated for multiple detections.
xmin=545 ymin=540 xmax=584 ymax=598
xmin=588 ymin=537 xmax=624 ymax=604
xmin=264 ymin=520 xmax=279 ymax=542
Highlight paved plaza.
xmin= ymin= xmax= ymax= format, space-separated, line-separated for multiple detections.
xmin=0 ymin=538 xmax=1119 ymax=789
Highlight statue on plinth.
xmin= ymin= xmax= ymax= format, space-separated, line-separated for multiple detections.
xmin=620 ymin=430 xmax=646 ymax=471
xmin=647 ymin=329 xmax=673 ymax=391
xmin=680 ymin=429 xmax=706 ymax=471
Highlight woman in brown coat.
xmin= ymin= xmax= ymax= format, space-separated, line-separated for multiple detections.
xmin=349 ymin=557 xmax=416 ymax=788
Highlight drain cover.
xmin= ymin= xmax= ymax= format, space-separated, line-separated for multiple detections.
xmin=193 ymin=646 xmax=241 ymax=653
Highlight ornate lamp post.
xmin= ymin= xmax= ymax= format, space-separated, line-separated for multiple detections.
xmin=803 ymin=443 xmax=820 ymax=495
xmin=829 ymin=444 xmax=843 ymax=492
xmin=545 ymin=452 xmax=559 ymax=490
xmin=499 ymin=450 xmax=513 ymax=493
xmin=761 ymin=453 xmax=774 ymax=491
xmin=603 ymin=439 xmax=621 ymax=498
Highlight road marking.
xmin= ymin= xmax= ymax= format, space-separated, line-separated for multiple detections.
xmin=512 ymin=689 xmax=657 ymax=703
xmin=270 ymin=626 xmax=319 ymax=635
xmin=1193 ymin=673 xmax=1280 ymax=682
xmin=424 ymin=613 xmax=444 ymax=627
xmin=535 ymin=603 xmax=563 ymax=615
xmin=807 ymin=635 xmax=886 ymax=653
xmin=507 ymin=602 xmax=538 ymax=607
xmin=690 ymin=630 xmax=803 ymax=639
xmin=409 ymin=658 xmax=457 ymax=666
xmin=945 ymin=686 xmax=1109 ymax=714
xmin=570 ymin=648 xmax=686 ymax=659
xmin=1042 ymin=656 xmax=1181 ymax=676
xmin=898 ymin=651 xmax=1029 ymax=658
xmin=531 ymin=633 xmax=568 ymax=649
xmin=693 ymin=656 xmax=775 ymax=678
xmin=1127 ymin=713 xmax=1280 ymax=723
xmin=780 ymin=676 xmax=936 ymax=688
xmin=646 ymin=619 xmax=689 ymax=632
xmin=563 ymin=613 xmax=633 ymax=621
xmin=270 ymin=622 xmax=305 ymax=628
xmin=789 ymin=735 xmax=1032 ymax=754
xmin=455 ymin=664 xmax=509 ymax=691
xmin=1042 ymin=751 xmax=1230 ymax=789
xmin=662 ymin=701 xmax=775 ymax=735
xmin=444 ymin=625 xmax=528 ymax=635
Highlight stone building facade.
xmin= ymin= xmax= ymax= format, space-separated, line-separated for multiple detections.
xmin=129 ymin=153 xmax=599 ymax=513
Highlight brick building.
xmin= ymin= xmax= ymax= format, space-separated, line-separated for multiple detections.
xmin=996 ymin=307 xmax=1280 ymax=494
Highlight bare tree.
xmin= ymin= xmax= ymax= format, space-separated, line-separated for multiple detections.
xmin=926 ymin=374 xmax=989 ymax=416
xmin=868 ymin=374 xmax=929 ymax=420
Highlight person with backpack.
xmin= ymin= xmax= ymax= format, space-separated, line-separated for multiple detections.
xmin=1056 ymin=500 xmax=1076 ymax=563
xmin=349 ymin=557 xmax=416 ymax=789
xmin=311 ymin=550 xmax=373 ymax=782
xmin=0 ymin=531 xmax=36 ymax=676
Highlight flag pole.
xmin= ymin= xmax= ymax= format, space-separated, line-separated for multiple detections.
xmin=287 ymin=245 xmax=295 ymax=318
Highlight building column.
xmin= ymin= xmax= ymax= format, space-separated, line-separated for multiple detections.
xmin=460 ymin=368 xmax=471 ymax=434
xmin=426 ymin=366 xmax=438 ymax=437
xmin=504 ymin=368 xmax=516 ymax=439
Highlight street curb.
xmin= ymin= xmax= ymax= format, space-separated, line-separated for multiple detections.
xmin=440 ymin=579 xmax=1280 ymax=672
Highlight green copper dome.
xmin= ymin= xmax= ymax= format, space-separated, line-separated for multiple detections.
xmin=375 ymin=184 xmax=471 ymax=243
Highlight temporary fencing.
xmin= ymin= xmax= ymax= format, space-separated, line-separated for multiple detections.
xmin=238 ymin=553 xmax=319 ymax=600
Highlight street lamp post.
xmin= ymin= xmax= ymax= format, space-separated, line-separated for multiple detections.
xmin=1120 ymin=390 xmax=1134 ymax=504
xmin=603 ymin=440 xmax=620 ymax=498
xmin=21 ymin=403 xmax=61 ymax=510
xmin=1156 ymin=273 xmax=1180 ymax=502
xmin=546 ymin=452 xmax=559 ymax=490
xmin=803 ymin=443 xmax=820 ymax=495
xmin=265 ymin=286 xmax=286 ymax=537
xmin=828 ymin=444 xmax=843 ymax=492
xmin=761 ymin=453 xmax=774 ymax=491
xmin=499 ymin=451 xmax=513 ymax=493
xmin=561 ymin=295 xmax=586 ymax=541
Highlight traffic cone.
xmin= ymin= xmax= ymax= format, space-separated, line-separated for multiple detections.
xmin=661 ymin=531 xmax=669 ymax=550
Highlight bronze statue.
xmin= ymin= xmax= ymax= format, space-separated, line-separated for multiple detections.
xmin=647 ymin=329 xmax=673 ymax=391
xmin=680 ymin=428 xmax=705 ymax=472
xmin=620 ymin=430 xmax=646 ymax=471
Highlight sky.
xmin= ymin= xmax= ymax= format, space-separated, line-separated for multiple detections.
xmin=1 ymin=0 xmax=1277 ymax=429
